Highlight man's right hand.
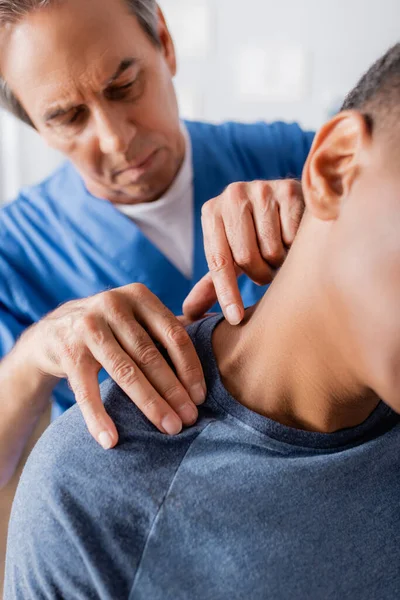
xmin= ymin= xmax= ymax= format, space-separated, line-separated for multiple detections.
xmin=21 ymin=284 xmax=206 ymax=449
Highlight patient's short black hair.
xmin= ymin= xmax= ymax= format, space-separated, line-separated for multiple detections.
xmin=341 ymin=43 xmax=400 ymax=132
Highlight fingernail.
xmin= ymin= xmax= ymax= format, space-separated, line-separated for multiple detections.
xmin=99 ymin=431 xmax=113 ymax=450
xmin=226 ymin=304 xmax=242 ymax=325
xmin=162 ymin=414 xmax=182 ymax=436
xmin=178 ymin=402 xmax=198 ymax=425
xmin=190 ymin=383 xmax=206 ymax=405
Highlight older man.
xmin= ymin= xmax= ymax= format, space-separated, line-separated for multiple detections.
xmin=0 ymin=0 xmax=313 ymax=487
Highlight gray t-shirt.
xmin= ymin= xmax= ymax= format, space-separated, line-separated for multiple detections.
xmin=5 ymin=316 xmax=400 ymax=600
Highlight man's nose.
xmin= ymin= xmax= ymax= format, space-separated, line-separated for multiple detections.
xmin=94 ymin=107 xmax=133 ymax=155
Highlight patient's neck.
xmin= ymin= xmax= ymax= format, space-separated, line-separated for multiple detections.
xmin=212 ymin=228 xmax=379 ymax=434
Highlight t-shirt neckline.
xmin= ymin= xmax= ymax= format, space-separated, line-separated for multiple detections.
xmin=189 ymin=315 xmax=399 ymax=451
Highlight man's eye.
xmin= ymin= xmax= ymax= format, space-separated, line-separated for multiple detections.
xmin=106 ymin=80 xmax=140 ymax=101
xmin=118 ymin=82 xmax=135 ymax=91
xmin=68 ymin=109 xmax=84 ymax=124
xmin=59 ymin=107 xmax=86 ymax=127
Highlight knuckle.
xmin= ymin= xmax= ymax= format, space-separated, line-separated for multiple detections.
xmin=98 ymin=290 xmax=118 ymax=313
xmin=266 ymin=247 xmax=284 ymax=265
xmin=286 ymin=180 xmax=304 ymax=205
xmin=131 ymin=282 xmax=147 ymax=293
xmin=80 ymin=314 xmax=105 ymax=344
xmin=130 ymin=282 xmax=150 ymax=301
xmin=215 ymin=286 xmax=234 ymax=307
xmin=142 ymin=394 xmax=159 ymax=413
xmin=228 ymin=182 xmax=249 ymax=208
xmin=286 ymin=178 xmax=300 ymax=194
xmin=182 ymin=364 xmax=203 ymax=382
xmin=163 ymin=384 xmax=184 ymax=403
xmin=68 ymin=371 xmax=95 ymax=405
xmin=81 ymin=313 xmax=99 ymax=333
xmin=207 ymin=252 xmax=229 ymax=273
xmin=234 ymin=248 xmax=259 ymax=269
xmin=261 ymin=239 xmax=284 ymax=266
xmin=289 ymin=197 xmax=305 ymax=224
xmin=257 ymin=179 xmax=271 ymax=192
xmin=227 ymin=181 xmax=246 ymax=196
xmin=166 ymin=323 xmax=190 ymax=348
xmin=258 ymin=181 xmax=273 ymax=202
xmin=89 ymin=326 xmax=107 ymax=347
xmin=258 ymin=192 xmax=275 ymax=216
xmin=135 ymin=343 xmax=161 ymax=368
xmin=113 ymin=361 xmax=139 ymax=387
xmin=73 ymin=386 xmax=92 ymax=408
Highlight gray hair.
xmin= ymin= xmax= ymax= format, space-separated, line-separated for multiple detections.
xmin=0 ymin=0 xmax=160 ymax=126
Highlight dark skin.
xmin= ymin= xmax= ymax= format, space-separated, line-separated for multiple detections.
xmin=213 ymin=110 xmax=400 ymax=432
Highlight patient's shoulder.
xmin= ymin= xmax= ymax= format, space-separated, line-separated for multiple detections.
xmin=5 ymin=379 xmax=217 ymax=598
xmin=10 ymin=376 xmax=219 ymax=536
xmin=23 ymin=378 xmax=215 ymax=494
xmin=16 ymin=316 xmax=220 ymax=504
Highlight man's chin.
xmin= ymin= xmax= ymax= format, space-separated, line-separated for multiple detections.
xmin=84 ymin=177 xmax=159 ymax=205
xmin=110 ymin=184 xmax=161 ymax=205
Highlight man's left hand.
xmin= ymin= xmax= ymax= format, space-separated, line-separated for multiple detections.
xmin=183 ymin=179 xmax=304 ymax=324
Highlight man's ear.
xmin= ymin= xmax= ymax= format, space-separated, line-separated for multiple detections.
xmin=156 ymin=6 xmax=177 ymax=76
xmin=302 ymin=111 xmax=371 ymax=221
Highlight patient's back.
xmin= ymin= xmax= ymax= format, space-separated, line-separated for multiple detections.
xmin=5 ymin=317 xmax=400 ymax=600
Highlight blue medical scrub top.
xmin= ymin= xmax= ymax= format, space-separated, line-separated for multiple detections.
xmin=0 ymin=120 xmax=314 ymax=413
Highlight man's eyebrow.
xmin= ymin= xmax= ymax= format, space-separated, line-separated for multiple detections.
xmin=43 ymin=59 xmax=137 ymax=122
xmin=44 ymin=105 xmax=76 ymax=123
xmin=105 ymin=58 xmax=137 ymax=86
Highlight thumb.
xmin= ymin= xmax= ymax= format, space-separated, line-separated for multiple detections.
xmin=183 ymin=273 xmax=217 ymax=321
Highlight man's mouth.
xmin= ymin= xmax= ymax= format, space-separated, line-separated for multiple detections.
xmin=113 ymin=149 xmax=160 ymax=181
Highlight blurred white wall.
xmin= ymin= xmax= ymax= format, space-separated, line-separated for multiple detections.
xmin=165 ymin=0 xmax=400 ymax=126
xmin=0 ymin=112 xmax=63 ymax=204
xmin=0 ymin=0 xmax=399 ymax=203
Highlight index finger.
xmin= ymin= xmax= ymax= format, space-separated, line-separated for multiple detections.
xmin=202 ymin=212 xmax=244 ymax=325
xmin=183 ymin=271 xmax=242 ymax=323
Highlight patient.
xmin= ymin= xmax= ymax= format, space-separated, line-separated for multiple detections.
xmin=5 ymin=44 xmax=400 ymax=600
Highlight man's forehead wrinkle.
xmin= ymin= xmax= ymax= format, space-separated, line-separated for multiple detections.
xmin=68 ymin=52 xmax=134 ymax=88
xmin=35 ymin=77 xmax=83 ymax=120
xmin=36 ymin=58 xmax=107 ymax=114
xmin=37 ymin=55 xmax=138 ymax=120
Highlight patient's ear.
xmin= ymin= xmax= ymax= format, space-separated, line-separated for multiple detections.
xmin=302 ymin=111 xmax=371 ymax=221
